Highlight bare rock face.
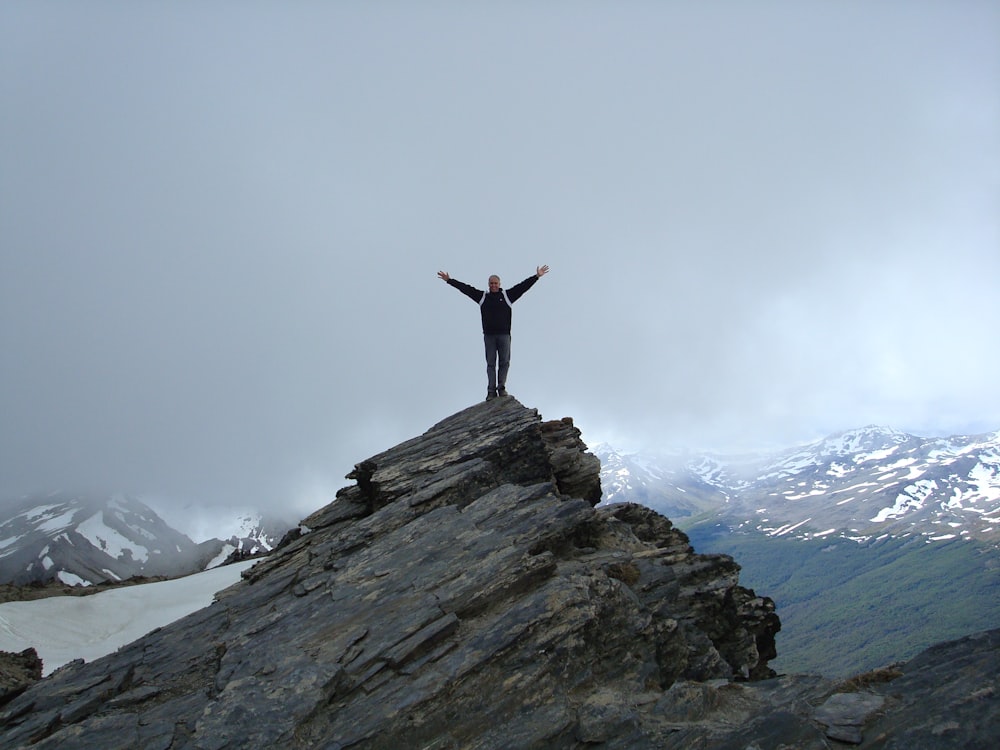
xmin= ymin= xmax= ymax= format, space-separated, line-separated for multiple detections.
xmin=0 ymin=649 xmax=42 ymax=707
xmin=0 ymin=398 xmax=779 ymax=748
xmin=2 ymin=398 xmax=999 ymax=747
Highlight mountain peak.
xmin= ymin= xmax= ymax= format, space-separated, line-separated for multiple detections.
xmin=0 ymin=492 xmax=210 ymax=586
xmin=5 ymin=406 xmax=1000 ymax=747
xmin=813 ymin=424 xmax=915 ymax=456
xmin=0 ymin=398 xmax=779 ymax=748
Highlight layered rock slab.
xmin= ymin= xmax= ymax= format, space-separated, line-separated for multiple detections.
xmin=0 ymin=398 xmax=776 ymax=749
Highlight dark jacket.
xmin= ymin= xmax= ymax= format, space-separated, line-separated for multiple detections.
xmin=447 ymin=275 xmax=539 ymax=334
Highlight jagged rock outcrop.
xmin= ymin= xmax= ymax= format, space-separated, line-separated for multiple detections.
xmin=0 ymin=398 xmax=777 ymax=748
xmin=644 ymin=627 xmax=1000 ymax=748
xmin=0 ymin=649 xmax=42 ymax=707
xmin=5 ymin=398 xmax=995 ymax=747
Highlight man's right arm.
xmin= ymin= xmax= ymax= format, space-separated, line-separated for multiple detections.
xmin=438 ymin=273 xmax=483 ymax=303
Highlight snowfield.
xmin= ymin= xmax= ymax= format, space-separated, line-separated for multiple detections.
xmin=0 ymin=560 xmax=255 ymax=676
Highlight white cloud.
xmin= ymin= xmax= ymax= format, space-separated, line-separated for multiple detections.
xmin=1 ymin=2 xmax=997 ymax=516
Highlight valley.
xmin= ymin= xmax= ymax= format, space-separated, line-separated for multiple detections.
xmin=596 ymin=426 xmax=1000 ymax=676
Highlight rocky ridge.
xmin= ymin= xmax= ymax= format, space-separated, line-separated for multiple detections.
xmin=0 ymin=399 xmax=996 ymax=747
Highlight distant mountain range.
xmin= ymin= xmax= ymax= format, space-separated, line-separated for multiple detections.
xmin=0 ymin=492 xmax=289 ymax=587
xmin=595 ymin=426 xmax=1000 ymax=676
xmin=597 ymin=425 xmax=1000 ymax=543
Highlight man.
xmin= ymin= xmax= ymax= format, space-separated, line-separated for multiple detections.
xmin=437 ymin=265 xmax=549 ymax=401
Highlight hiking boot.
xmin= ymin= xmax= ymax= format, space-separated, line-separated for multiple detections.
xmin=497 ymin=387 xmax=508 ymax=397
xmin=486 ymin=390 xmax=498 ymax=401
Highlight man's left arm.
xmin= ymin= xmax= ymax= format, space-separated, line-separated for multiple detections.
xmin=506 ymin=265 xmax=549 ymax=303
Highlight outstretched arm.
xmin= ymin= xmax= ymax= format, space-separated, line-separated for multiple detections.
xmin=506 ymin=265 xmax=549 ymax=302
xmin=439 ymin=272 xmax=484 ymax=302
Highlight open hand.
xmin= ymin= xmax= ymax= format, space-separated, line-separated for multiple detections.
xmin=536 ymin=265 xmax=550 ymax=278
xmin=437 ymin=271 xmax=450 ymax=282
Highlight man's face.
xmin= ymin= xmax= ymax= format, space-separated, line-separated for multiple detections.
xmin=488 ymin=276 xmax=500 ymax=292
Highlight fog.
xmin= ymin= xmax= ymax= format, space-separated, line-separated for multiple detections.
xmin=2 ymin=2 xmax=998 ymax=532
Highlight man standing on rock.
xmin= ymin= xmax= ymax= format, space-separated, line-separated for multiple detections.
xmin=437 ymin=266 xmax=549 ymax=401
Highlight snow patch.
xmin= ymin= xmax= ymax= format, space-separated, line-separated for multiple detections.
xmin=832 ymin=481 xmax=879 ymax=495
xmin=770 ymin=518 xmax=812 ymax=537
xmin=127 ymin=525 xmax=157 ymax=541
xmin=785 ymin=488 xmax=828 ymax=500
xmin=22 ymin=504 xmax=61 ymax=523
xmin=77 ymin=513 xmax=149 ymax=563
xmin=206 ymin=544 xmax=237 ymax=570
xmin=56 ymin=571 xmax=89 ymax=586
xmin=0 ymin=561 xmax=255 ymax=675
xmin=854 ymin=446 xmax=900 ymax=464
xmin=827 ymin=462 xmax=851 ymax=478
xmin=37 ymin=509 xmax=78 ymax=533
xmin=966 ymin=462 xmax=1000 ymax=502
xmin=870 ymin=480 xmax=937 ymax=523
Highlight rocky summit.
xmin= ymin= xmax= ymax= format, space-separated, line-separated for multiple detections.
xmin=0 ymin=398 xmax=997 ymax=748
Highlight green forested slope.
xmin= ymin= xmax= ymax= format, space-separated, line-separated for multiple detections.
xmin=686 ymin=525 xmax=1000 ymax=677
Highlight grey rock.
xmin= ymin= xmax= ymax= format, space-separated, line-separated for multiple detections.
xmin=815 ymin=691 xmax=885 ymax=743
xmin=0 ymin=648 xmax=42 ymax=706
xmin=855 ymin=627 xmax=1000 ymax=749
xmin=539 ymin=416 xmax=603 ymax=504
xmin=0 ymin=398 xmax=996 ymax=748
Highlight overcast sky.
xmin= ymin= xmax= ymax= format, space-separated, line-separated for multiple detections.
xmin=2 ymin=2 xmax=998 ymax=530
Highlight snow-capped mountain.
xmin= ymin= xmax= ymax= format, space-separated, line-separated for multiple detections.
xmin=0 ymin=493 xmax=290 ymax=587
xmin=595 ymin=443 xmax=730 ymax=521
xmin=208 ymin=512 xmax=289 ymax=565
xmin=597 ymin=426 xmax=1000 ymax=544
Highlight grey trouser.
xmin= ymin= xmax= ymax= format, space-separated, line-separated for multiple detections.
xmin=484 ymin=334 xmax=511 ymax=392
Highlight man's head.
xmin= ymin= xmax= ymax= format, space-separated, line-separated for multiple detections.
xmin=488 ymin=275 xmax=501 ymax=292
